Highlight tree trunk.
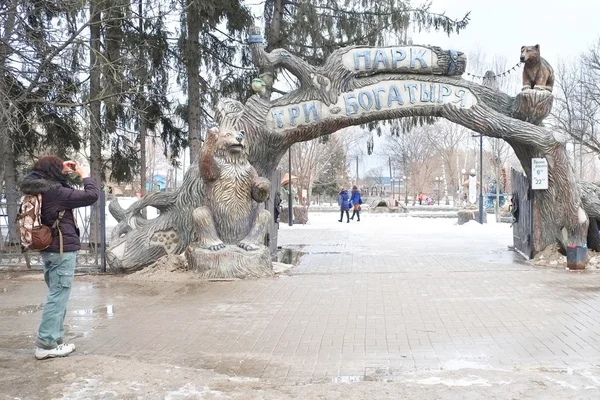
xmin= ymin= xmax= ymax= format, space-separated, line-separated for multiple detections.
xmin=138 ymin=0 xmax=147 ymax=199
xmin=185 ymin=0 xmax=202 ymax=166
xmin=4 ymin=143 xmax=20 ymax=245
xmin=89 ymin=0 xmax=102 ymax=179
xmin=140 ymin=118 xmax=147 ymax=195
xmin=88 ymin=0 xmax=103 ymax=247
xmin=495 ymin=165 xmax=500 ymax=222
xmin=1 ymin=0 xmax=19 ymax=246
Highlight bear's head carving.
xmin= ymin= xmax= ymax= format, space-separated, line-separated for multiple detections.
xmin=520 ymin=44 xmax=540 ymax=64
xmin=205 ymin=127 xmax=248 ymax=163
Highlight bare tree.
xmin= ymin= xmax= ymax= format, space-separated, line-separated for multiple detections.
xmin=280 ymin=133 xmax=345 ymax=206
xmin=427 ymin=121 xmax=467 ymax=203
xmin=385 ymin=126 xmax=438 ymax=200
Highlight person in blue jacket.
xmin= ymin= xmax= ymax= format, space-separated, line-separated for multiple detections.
xmin=350 ymin=185 xmax=362 ymax=221
xmin=338 ymin=188 xmax=351 ymax=223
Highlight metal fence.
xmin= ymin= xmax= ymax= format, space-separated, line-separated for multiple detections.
xmin=0 ymin=191 xmax=107 ymax=272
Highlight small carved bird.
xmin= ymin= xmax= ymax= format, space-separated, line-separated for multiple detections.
xmin=251 ymin=78 xmax=266 ymax=95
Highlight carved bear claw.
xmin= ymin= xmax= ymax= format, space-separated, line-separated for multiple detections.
xmin=238 ymin=242 xmax=259 ymax=251
xmin=207 ymin=242 xmax=226 ymax=251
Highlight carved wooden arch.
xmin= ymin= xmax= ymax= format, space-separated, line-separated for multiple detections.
xmin=238 ymin=31 xmax=587 ymax=255
xmin=105 ymin=32 xmax=588 ymax=272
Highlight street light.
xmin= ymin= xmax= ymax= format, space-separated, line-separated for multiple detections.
xmin=402 ymin=175 xmax=409 ymax=205
xmin=471 ymin=134 xmax=484 ymax=224
xmin=288 ymin=146 xmax=293 ymax=226
xmin=434 ymin=177 xmax=441 ymax=205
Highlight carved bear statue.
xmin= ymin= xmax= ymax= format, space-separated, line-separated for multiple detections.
xmin=521 ymin=44 xmax=554 ymax=92
xmin=193 ymin=126 xmax=271 ymax=251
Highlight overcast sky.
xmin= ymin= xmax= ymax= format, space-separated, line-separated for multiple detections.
xmin=354 ymin=0 xmax=600 ymax=177
xmin=414 ymin=0 xmax=600 ymax=71
xmin=184 ymin=1 xmax=600 ymax=179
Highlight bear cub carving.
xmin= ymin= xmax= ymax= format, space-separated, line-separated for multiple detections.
xmin=521 ymin=44 xmax=554 ymax=92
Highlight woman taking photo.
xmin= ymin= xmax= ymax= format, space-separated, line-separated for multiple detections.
xmin=19 ymin=156 xmax=100 ymax=360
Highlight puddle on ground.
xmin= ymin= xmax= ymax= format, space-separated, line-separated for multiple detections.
xmin=0 ymin=303 xmax=44 ymax=316
xmin=479 ymin=248 xmax=531 ymax=266
xmin=573 ymin=286 xmax=600 ymax=292
xmin=275 ymin=248 xmax=306 ymax=265
xmin=72 ymin=305 xmax=115 ymax=319
xmin=332 ymin=376 xmax=364 ymax=383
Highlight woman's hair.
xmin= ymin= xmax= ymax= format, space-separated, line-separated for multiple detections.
xmin=33 ymin=155 xmax=68 ymax=185
xmin=352 ymin=185 xmax=358 ymax=190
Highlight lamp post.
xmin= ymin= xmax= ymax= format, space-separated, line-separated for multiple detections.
xmin=402 ymin=175 xmax=409 ymax=205
xmin=434 ymin=177 xmax=441 ymax=205
xmin=288 ymin=146 xmax=293 ymax=226
xmin=471 ymin=134 xmax=484 ymax=224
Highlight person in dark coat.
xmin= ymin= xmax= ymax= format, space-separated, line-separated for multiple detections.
xmin=350 ymin=185 xmax=362 ymax=221
xmin=19 ymin=156 xmax=100 ymax=360
xmin=274 ymin=191 xmax=282 ymax=223
xmin=338 ymin=188 xmax=351 ymax=223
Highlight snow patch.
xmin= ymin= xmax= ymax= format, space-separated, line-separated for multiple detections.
xmin=411 ymin=375 xmax=492 ymax=387
xmin=441 ymin=359 xmax=493 ymax=371
xmin=164 ymin=383 xmax=224 ymax=399
xmin=59 ymin=379 xmax=119 ymax=400
xmin=545 ymin=377 xmax=579 ymax=390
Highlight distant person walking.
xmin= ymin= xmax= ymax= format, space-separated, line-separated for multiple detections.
xmin=19 ymin=156 xmax=100 ymax=360
xmin=338 ymin=188 xmax=351 ymax=223
xmin=350 ymin=185 xmax=363 ymax=222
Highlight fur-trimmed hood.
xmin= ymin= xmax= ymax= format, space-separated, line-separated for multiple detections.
xmin=19 ymin=172 xmax=63 ymax=195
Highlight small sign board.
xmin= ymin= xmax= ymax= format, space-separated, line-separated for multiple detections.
xmin=532 ymin=158 xmax=548 ymax=190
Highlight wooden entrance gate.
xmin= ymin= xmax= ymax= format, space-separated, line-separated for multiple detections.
xmin=511 ymin=168 xmax=534 ymax=259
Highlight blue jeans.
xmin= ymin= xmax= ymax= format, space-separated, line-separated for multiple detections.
xmin=35 ymin=252 xmax=77 ymax=349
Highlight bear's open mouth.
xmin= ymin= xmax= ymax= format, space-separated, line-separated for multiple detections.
xmin=228 ymin=143 xmax=244 ymax=150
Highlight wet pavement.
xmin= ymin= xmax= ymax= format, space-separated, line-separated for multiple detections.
xmin=2 ymin=214 xmax=600 ymax=399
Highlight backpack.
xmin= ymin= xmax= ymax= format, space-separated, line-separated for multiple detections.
xmin=17 ymin=194 xmax=65 ymax=253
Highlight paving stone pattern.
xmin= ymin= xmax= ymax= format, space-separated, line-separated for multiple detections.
xmin=2 ymin=214 xmax=600 ymax=384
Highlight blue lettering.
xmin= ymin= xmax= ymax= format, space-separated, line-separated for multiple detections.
xmin=288 ymin=106 xmax=301 ymax=126
xmin=358 ymin=90 xmax=374 ymax=110
xmin=410 ymin=48 xmax=428 ymax=69
xmin=373 ymin=49 xmax=390 ymax=69
xmin=272 ymin=110 xmax=284 ymax=128
xmin=387 ymin=85 xmax=404 ymax=107
xmin=302 ymin=102 xmax=319 ymax=123
xmin=454 ymin=89 xmax=468 ymax=107
xmin=420 ymin=83 xmax=435 ymax=103
xmin=391 ymin=48 xmax=407 ymax=68
xmin=404 ymin=83 xmax=418 ymax=104
xmin=353 ymin=50 xmax=371 ymax=70
xmin=344 ymin=93 xmax=359 ymax=116
xmin=372 ymin=87 xmax=386 ymax=109
xmin=438 ymin=84 xmax=452 ymax=103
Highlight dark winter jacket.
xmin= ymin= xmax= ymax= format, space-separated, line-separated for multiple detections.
xmin=19 ymin=172 xmax=101 ymax=253
xmin=350 ymin=189 xmax=362 ymax=206
xmin=338 ymin=190 xmax=351 ymax=211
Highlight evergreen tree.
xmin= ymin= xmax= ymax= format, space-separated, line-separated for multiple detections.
xmin=178 ymin=0 xmax=254 ymax=165
xmin=260 ymin=0 xmax=470 ymax=145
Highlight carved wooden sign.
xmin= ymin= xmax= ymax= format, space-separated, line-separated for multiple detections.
xmin=339 ymin=45 xmax=465 ymax=76
xmin=343 ymin=46 xmax=437 ymax=74
xmin=267 ymin=81 xmax=477 ymax=131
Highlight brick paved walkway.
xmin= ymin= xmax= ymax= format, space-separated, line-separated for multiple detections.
xmin=2 ymin=214 xmax=600 ymax=398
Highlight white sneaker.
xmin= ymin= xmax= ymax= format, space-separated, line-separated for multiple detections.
xmin=61 ymin=343 xmax=76 ymax=352
xmin=35 ymin=344 xmax=74 ymax=360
